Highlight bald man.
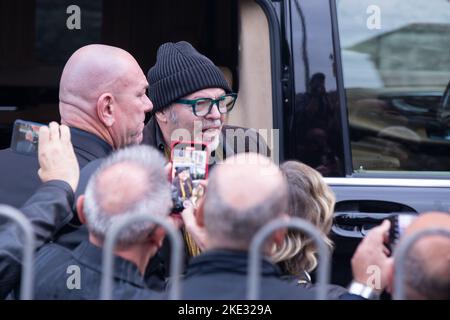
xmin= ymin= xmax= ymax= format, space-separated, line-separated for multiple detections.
xmin=32 ymin=145 xmax=171 ymax=299
xmin=390 ymin=212 xmax=450 ymax=299
xmin=348 ymin=211 xmax=450 ymax=300
xmin=174 ymin=153 xmax=314 ymax=299
xmin=0 ymin=44 xmax=152 ymax=208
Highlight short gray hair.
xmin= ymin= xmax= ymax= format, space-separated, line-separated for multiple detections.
xmin=83 ymin=145 xmax=171 ymax=246
xmin=404 ymin=245 xmax=450 ymax=299
xmin=203 ymin=169 xmax=288 ymax=249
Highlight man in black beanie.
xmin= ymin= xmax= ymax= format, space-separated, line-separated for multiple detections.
xmin=142 ymin=41 xmax=268 ymax=166
xmin=141 ymin=41 xmax=269 ymax=264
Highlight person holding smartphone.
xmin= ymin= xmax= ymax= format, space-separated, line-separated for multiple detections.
xmin=0 ymin=123 xmax=80 ymax=299
xmin=142 ymin=41 xmax=270 ymax=263
xmin=142 ymin=41 xmax=269 ymax=167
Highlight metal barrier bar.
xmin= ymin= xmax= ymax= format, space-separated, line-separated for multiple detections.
xmin=394 ymin=228 xmax=450 ymax=300
xmin=247 ymin=217 xmax=331 ymax=300
xmin=0 ymin=205 xmax=35 ymax=300
xmin=100 ymin=214 xmax=183 ymax=300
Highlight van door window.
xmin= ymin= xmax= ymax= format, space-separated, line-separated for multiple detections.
xmin=285 ymin=1 xmax=347 ymax=177
xmin=336 ymin=0 xmax=450 ymax=174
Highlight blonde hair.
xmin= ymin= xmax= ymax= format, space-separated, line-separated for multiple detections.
xmin=272 ymin=161 xmax=335 ymax=274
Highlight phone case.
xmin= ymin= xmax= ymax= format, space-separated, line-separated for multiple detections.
xmin=170 ymin=140 xmax=209 ymax=212
xmin=10 ymin=119 xmax=44 ymax=154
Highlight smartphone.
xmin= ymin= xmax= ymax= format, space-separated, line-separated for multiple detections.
xmin=170 ymin=141 xmax=209 ymax=213
xmin=10 ymin=120 xmax=44 ymax=155
xmin=388 ymin=213 xmax=417 ymax=249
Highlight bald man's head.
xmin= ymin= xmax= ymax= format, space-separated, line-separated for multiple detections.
xmin=95 ymin=162 xmax=149 ymax=215
xmin=59 ymin=45 xmax=152 ymax=148
xmin=216 ymin=153 xmax=284 ymax=210
xmin=82 ymin=145 xmax=171 ymax=246
xmin=400 ymin=212 xmax=450 ymax=299
xmin=203 ymin=153 xmax=287 ymax=250
xmin=60 ymin=45 xmax=136 ymax=114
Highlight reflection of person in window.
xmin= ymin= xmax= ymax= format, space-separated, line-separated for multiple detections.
xmin=173 ymin=168 xmax=193 ymax=201
xmin=292 ymin=73 xmax=343 ymax=176
xmin=303 ymin=128 xmax=341 ymax=176
xmin=16 ymin=130 xmax=38 ymax=154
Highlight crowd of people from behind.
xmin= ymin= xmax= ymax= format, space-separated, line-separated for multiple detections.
xmin=0 ymin=42 xmax=448 ymax=300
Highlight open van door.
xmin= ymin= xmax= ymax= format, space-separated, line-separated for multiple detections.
xmin=279 ymin=0 xmax=450 ymax=286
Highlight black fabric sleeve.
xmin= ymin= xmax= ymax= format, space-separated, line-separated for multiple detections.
xmin=0 ymin=180 xmax=74 ymax=299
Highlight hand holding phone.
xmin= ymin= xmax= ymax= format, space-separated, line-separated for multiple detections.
xmin=170 ymin=141 xmax=209 ymax=213
xmin=37 ymin=122 xmax=80 ymax=192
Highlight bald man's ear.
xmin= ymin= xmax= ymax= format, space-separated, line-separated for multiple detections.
xmin=76 ymin=195 xmax=87 ymax=225
xmin=97 ymin=93 xmax=115 ymax=127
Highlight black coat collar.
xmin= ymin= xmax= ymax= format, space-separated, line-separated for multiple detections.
xmin=70 ymin=127 xmax=113 ymax=162
xmin=185 ymin=249 xmax=282 ymax=278
xmin=72 ymin=241 xmax=146 ymax=288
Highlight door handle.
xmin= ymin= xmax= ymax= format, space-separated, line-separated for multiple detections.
xmin=332 ymin=212 xmax=393 ymax=238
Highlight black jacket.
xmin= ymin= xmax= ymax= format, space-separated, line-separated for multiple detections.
xmin=176 ymin=249 xmax=315 ymax=300
xmin=279 ymin=273 xmax=364 ymax=300
xmin=0 ymin=180 xmax=74 ymax=299
xmin=0 ymin=128 xmax=112 ymax=299
xmin=0 ymin=128 xmax=112 ymax=208
xmin=32 ymin=240 xmax=162 ymax=300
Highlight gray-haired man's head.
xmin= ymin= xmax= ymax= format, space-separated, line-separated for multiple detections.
xmin=82 ymin=145 xmax=171 ymax=246
xmin=202 ymin=153 xmax=288 ymax=251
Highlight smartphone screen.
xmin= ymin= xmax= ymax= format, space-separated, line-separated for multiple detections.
xmin=10 ymin=120 xmax=44 ymax=154
xmin=170 ymin=141 xmax=209 ymax=212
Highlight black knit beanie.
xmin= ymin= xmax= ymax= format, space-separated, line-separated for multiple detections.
xmin=147 ymin=41 xmax=231 ymax=113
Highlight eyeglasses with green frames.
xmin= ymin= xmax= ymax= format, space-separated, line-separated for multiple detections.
xmin=175 ymin=93 xmax=237 ymax=117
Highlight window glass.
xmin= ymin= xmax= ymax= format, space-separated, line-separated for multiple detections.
xmin=285 ymin=1 xmax=346 ymax=177
xmin=336 ymin=0 xmax=450 ymax=173
xmin=36 ymin=0 xmax=102 ymax=65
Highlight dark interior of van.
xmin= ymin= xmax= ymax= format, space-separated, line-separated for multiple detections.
xmin=0 ymin=0 xmax=239 ymax=149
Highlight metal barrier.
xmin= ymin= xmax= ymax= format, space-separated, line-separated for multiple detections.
xmin=0 ymin=204 xmax=35 ymax=300
xmin=100 ymin=214 xmax=183 ymax=300
xmin=247 ymin=217 xmax=331 ymax=300
xmin=393 ymin=228 xmax=450 ymax=300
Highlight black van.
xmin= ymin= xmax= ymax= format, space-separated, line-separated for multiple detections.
xmin=1 ymin=0 xmax=449 ymax=286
